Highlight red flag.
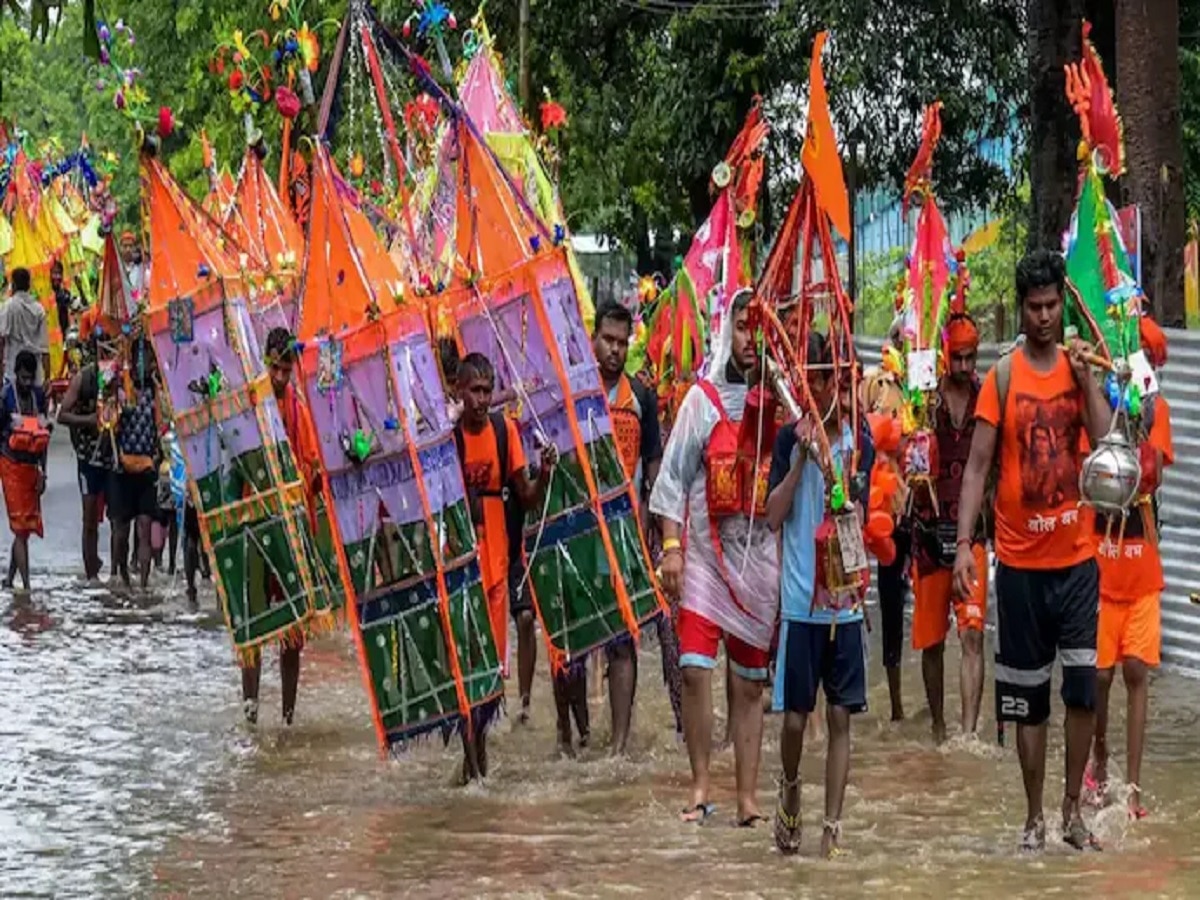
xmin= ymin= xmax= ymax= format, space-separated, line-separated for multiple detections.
xmin=801 ymin=32 xmax=851 ymax=240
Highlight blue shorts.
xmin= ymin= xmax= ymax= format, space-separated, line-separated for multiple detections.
xmin=78 ymin=462 xmax=107 ymax=498
xmin=777 ymin=619 xmax=868 ymax=715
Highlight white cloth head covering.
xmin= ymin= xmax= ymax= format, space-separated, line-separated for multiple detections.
xmin=648 ymin=287 xmax=779 ymax=651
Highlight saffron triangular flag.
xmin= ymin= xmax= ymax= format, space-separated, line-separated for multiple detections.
xmin=801 ymin=31 xmax=851 ymax=240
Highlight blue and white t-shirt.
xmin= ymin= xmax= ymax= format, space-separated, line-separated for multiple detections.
xmin=767 ymin=421 xmax=862 ymax=626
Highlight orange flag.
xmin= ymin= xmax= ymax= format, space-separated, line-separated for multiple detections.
xmin=801 ymin=32 xmax=852 ymax=240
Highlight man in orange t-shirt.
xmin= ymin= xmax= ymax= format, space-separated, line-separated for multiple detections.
xmin=1090 ymin=318 xmax=1173 ymax=821
xmin=455 ymin=352 xmax=556 ymax=779
xmin=239 ymin=327 xmax=323 ymax=727
xmin=953 ymin=250 xmax=1113 ymax=853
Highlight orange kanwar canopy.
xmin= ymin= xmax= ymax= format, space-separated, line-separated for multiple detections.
xmin=225 ymin=148 xmax=304 ymax=272
xmin=295 ymin=144 xmax=404 ymax=341
xmin=143 ymin=156 xmax=245 ymax=309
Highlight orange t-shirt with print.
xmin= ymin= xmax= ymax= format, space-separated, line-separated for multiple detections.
xmin=975 ymin=349 xmax=1092 ymax=569
xmin=459 ymin=416 xmax=526 ymax=592
xmin=1096 ymin=394 xmax=1173 ymax=602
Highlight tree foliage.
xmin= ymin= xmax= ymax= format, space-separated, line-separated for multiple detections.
xmin=478 ymin=0 xmax=1025 ymax=265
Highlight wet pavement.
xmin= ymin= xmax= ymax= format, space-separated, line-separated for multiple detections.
xmin=3 ymin=434 xmax=1200 ymax=897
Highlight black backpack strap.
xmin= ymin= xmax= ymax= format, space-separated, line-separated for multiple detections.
xmin=489 ymin=412 xmax=509 ymax=482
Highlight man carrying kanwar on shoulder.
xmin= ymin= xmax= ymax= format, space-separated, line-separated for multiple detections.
xmin=592 ymin=300 xmax=682 ymax=753
xmin=239 ymin=328 xmax=322 ymax=726
xmin=767 ymin=331 xmax=870 ymax=859
xmin=57 ymin=339 xmax=117 ymax=583
xmin=650 ymin=288 xmax=780 ymax=827
xmin=954 ymin=249 xmax=1112 ymax=853
xmin=909 ymin=310 xmax=989 ymax=743
xmin=1087 ymin=314 xmax=1173 ymax=822
xmin=454 ymin=351 xmax=557 ymax=780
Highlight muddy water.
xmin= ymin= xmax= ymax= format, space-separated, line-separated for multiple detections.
xmin=4 ymin=562 xmax=1199 ymax=898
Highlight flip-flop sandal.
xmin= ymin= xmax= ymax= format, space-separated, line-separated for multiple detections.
xmin=737 ymin=814 xmax=766 ymax=828
xmin=680 ymin=802 xmax=716 ymax=824
xmin=774 ymin=777 xmax=802 ymax=855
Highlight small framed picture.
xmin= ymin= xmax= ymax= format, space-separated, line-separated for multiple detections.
xmin=907 ymin=348 xmax=938 ymax=392
xmin=168 ymin=297 xmax=194 ymax=344
xmin=316 ymin=338 xmax=344 ymax=393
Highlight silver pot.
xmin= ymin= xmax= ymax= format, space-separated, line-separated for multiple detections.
xmin=1079 ymin=430 xmax=1141 ymax=514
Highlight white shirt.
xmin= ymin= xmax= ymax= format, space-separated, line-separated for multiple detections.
xmin=0 ymin=291 xmax=50 ymax=384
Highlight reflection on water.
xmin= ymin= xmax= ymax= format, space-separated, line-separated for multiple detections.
xmin=3 ymin=576 xmax=1200 ymax=898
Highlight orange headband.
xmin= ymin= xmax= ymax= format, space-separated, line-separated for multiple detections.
xmin=946 ymin=315 xmax=979 ymax=354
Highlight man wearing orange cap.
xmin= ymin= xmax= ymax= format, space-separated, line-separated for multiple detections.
xmin=909 ymin=312 xmax=989 ymax=743
xmin=1089 ymin=314 xmax=1173 ymax=820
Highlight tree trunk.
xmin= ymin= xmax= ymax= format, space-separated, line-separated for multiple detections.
xmin=1117 ymin=0 xmax=1186 ymax=326
xmin=1026 ymin=0 xmax=1086 ymax=252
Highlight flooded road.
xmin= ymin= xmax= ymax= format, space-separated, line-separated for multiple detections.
xmin=4 ymin=436 xmax=1200 ymax=897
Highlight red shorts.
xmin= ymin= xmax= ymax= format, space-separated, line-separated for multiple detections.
xmin=676 ymin=607 xmax=771 ymax=682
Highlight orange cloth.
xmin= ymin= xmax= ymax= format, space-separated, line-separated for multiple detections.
xmin=459 ymin=416 xmax=526 ymax=660
xmin=975 ymin=350 xmax=1091 ymax=569
xmin=946 ymin=316 xmax=979 ymax=353
xmin=610 ymin=375 xmax=641 ymax=481
xmin=279 ymin=383 xmax=321 ymax=498
xmin=911 ymin=543 xmax=988 ymax=650
xmin=1139 ymin=316 xmax=1168 ymax=368
xmin=1098 ymin=592 xmax=1161 ymax=669
xmin=1098 ymin=395 xmax=1173 ymax=602
xmin=0 ymin=455 xmax=43 ymax=537
xmin=78 ymin=306 xmax=121 ymax=343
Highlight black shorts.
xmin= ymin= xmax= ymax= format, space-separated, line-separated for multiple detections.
xmin=508 ymin=565 xmax=533 ymax=621
xmin=778 ymin=620 xmax=868 ymax=715
xmin=877 ymin=528 xmax=911 ymax=669
xmin=994 ymin=558 xmax=1099 ymax=726
xmin=77 ymin=462 xmax=107 ymax=498
xmin=106 ymin=471 xmax=159 ymax=524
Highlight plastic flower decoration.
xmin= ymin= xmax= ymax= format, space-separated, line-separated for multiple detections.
xmin=540 ymin=98 xmax=567 ymax=132
xmin=401 ymin=1 xmax=459 ymax=81
xmin=266 ymin=0 xmax=337 ymax=107
xmin=213 ymin=28 xmax=274 ymax=118
xmin=92 ymin=19 xmax=169 ymax=142
xmin=275 ymin=86 xmax=301 ymax=120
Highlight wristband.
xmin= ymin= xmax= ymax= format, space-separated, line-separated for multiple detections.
xmin=956 ymin=537 xmax=972 ymax=549
xmin=662 ymin=538 xmax=682 ymax=553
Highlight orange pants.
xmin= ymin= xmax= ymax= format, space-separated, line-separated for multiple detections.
xmin=1098 ymin=592 xmax=1161 ymax=669
xmin=485 ymin=580 xmax=510 ymax=675
xmin=911 ymin=543 xmax=988 ymax=651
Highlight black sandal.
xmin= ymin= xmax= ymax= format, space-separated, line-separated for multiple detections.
xmin=680 ymin=802 xmax=716 ymax=824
